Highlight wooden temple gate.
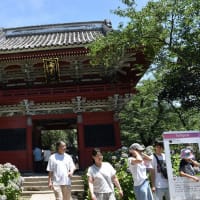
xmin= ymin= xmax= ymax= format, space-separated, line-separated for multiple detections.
xmin=0 ymin=20 xmax=148 ymax=171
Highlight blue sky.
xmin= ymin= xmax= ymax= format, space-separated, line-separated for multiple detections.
xmin=0 ymin=0 xmax=148 ymax=29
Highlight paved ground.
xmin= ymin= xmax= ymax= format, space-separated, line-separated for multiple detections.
xmin=30 ymin=194 xmax=55 ymax=200
xmin=25 ymin=194 xmax=78 ymax=200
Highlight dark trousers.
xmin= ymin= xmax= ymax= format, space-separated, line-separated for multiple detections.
xmin=43 ymin=161 xmax=48 ymax=173
xmin=34 ymin=161 xmax=43 ymax=173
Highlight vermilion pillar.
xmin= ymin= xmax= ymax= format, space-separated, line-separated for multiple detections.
xmin=77 ymin=114 xmax=85 ymax=169
xmin=26 ymin=116 xmax=33 ymax=171
xmin=0 ymin=116 xmax=27 ymax=170
xmin=113 ymin=120 xmax=121 ymax=148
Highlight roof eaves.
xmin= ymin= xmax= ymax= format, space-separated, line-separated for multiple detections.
xmin=0 ymin=44 xmax=88 ymax=55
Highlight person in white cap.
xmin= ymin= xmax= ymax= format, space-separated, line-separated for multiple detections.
xmin=128 ymin=143 xmax=153 ymax=200
xmin=179 ymin=148 xmax=200 ymax=182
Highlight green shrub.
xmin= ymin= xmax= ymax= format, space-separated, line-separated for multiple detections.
xmin=0 ymin=163 xmax=22 ymax=200
xmin=171 ymin=153 xmax=181 ymax=176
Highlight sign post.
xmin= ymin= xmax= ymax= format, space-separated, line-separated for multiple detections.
xmin=163 ymin=131 xmax=200 ymax=200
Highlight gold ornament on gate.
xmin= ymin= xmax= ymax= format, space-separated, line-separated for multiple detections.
xmin=43 ymin=58 xmax=60 ymax=83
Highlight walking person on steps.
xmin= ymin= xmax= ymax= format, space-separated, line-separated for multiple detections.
xmin=47 ymin=141 xmax=76 ymax=200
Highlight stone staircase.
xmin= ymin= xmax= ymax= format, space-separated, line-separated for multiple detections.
xmin=21 ymin=175 xmax=85 ymax=199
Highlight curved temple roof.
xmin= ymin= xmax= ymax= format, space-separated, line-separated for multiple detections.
xmin=0 ymin=20 xmax=112 ymax=53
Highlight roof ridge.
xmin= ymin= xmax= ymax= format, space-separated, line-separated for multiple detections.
xmin=0 ymin=20 xmax=112 ymax=53
xmin=4 ymin=20 xmax=112 ymax=38
xmin=0 ymin=29 xmax=5 ymax=41
xmin=4 ymin=20 xmax=111 ymax=31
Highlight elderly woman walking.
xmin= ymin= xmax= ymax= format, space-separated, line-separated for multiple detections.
xmin=87 ymin=148 xmax=123 ymax=200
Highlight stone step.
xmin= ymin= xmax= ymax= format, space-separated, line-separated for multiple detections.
xmin=23 ymin=179 xmax=84 ymax=186
xmin=22 ymin=190 xmax=54 ymax=195
xmin=22 ymin=189 xmax=84 ymax=194
xmin=21 ymin=175 xmax=85 ymax=198
xmin=23 ymin=175 xmax=83 ymax=182
xmin=23 ymin=185 xmax=84 ymax=191
xmin=21 ymin=189 xmax=85 ymax=198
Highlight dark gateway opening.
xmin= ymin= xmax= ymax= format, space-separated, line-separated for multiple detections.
xmin=84 ymin=124 xmax=115 ymax=147
xmin=0 ymin=128 xmax=26 ymax=150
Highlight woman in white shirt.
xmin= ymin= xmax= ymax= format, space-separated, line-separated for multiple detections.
xmin=87 ymin=148 xmax=123 ymax=200
xmin=128 ymin=143 xmax=153 ymax=200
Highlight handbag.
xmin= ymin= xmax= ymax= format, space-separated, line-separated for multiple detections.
xmin=153 ymin=153 xmax=168 ymax=179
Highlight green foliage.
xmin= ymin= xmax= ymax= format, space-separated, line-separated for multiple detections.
xmin=0 ymin=163 xmax=22 ymax=200
xmin=171 ymin=153 xmax=181 ymax=176
xmin=88 ymin=0 xmax=169 ymax=73
xmin=153 ymin=0 xmax=200 ymax=109
xmin=105 ymin=149 xmax=135 ymax=200
xmin=41 ymin=129 xmax=77 ymax=153
xmin=88 ymin=0 xmax=200 ymax=110
xmin=83 ymin=148 xmax=135 ymax=200
xmin=120 ymin=79 xmax=177 ymax=145
xmin=82 ymin=172 xmax=91 ymax=200
xmin=120 ymin=79 xmax=163 ymax=146
xmin=88 ymin=0 xmax=200 ymax=146
xmin=119 ymin=77 xmax=200 ymax=146
xmin=41 ymin=130 xmax=67 ymax=150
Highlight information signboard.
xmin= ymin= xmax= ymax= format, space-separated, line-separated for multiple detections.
xmin=163 ymin=131 xmax=200 ymax=200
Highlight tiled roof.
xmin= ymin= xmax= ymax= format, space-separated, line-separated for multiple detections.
xmin=0 ymin=20 xmax=112 ymax=53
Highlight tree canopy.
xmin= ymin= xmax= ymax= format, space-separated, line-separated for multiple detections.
xmin=89 ymin=0 xmax=200 ymax=109
xmin=88 ymin=0 xmax=200 ymax=145
xmin=120 ymin=79 xmax=200 ymax=146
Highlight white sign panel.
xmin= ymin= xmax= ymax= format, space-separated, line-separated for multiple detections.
xmin=163 ymin=131 xmax=200 ymax=200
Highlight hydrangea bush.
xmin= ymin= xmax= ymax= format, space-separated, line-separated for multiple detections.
xmin=0 ymin=163 xmax=23 ymax=200
xmin=84 ymin=147 xmax=136 ymax=200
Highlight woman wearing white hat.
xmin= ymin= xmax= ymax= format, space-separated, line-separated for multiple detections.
xmin=128 ymin=143 xmax=153 ymax=200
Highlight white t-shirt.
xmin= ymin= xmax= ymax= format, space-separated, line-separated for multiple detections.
xmin=87 ymin=162 xmax=116 ymax=193
xmin=43 ymin=150 xmax=51 ymax=162
xmin=151 ymin=153 xmax=168 ymax=188
xmin=128 ymin=157 xmax=148 ymax=186
xmin=47 ymin=153 xmax=75 ymax=185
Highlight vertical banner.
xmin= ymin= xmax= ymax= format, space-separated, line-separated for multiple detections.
xmin=43 ymin=58 xmax=60 ymax=83
xmin=163 ymin=131 xmax=200 ymax=200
